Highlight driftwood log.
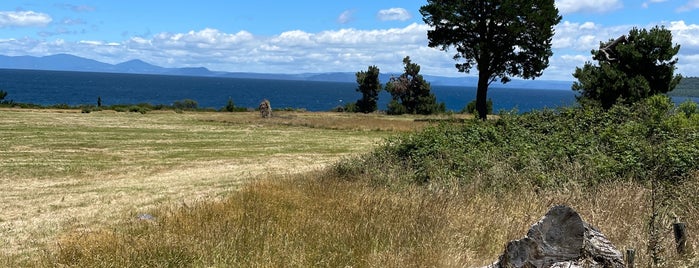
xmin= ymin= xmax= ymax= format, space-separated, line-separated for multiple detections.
xmin=485 ymin=205 xmax=624 ymax=268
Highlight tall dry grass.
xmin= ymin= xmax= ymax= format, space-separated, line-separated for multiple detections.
xmin=42 ymin=170 xmax=698 ymax=267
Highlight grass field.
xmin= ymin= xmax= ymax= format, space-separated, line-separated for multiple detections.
xmin=0 ymin=109 xmax=442 ymax=265
xmin=2 ymin=108 xmax=696 ymax=267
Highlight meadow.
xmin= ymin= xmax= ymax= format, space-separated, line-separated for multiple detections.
xmin=0 ymin=109 xmax=439 ymax=266
xmin=1 ymin=104 xmax=697 ymax=267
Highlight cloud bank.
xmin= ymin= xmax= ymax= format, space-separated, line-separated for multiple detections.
xmin=0 ymin=7 xmax=698 ymax=81
xmin=0 ymin=11 xmax=52 ymax=27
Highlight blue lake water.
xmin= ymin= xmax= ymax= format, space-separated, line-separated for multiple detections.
xmin=0 ymin=69 xmax=695 ymax=112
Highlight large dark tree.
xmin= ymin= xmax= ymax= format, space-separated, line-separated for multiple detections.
xmin=421 ymin=0 xmax=561 ymax=119
xmin=573 ymin=26 xmax=682 ymax=109
xmin=385 ymin=56 xmax=445 ymax=115
xmin=355 ymin=65 xmax=382 ymax=113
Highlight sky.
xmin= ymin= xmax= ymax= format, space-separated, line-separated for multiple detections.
xmin=1 ymin=0 xmax=698 ymax=81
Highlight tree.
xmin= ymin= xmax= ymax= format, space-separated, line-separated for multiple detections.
xmin=421 ymin=0 xmax=561 ymax=119
xmin=572 ymin=26 xmax=682 ymax=109
xmin=0 ymin=90 xmax=7 ymax=102
xmin=355 ymin=65 xmax=382 ymax=113
xmin=225 ymin=97 xmax=236 ymax=112
xmin=385 ymin=56 xmax=445 ymax=115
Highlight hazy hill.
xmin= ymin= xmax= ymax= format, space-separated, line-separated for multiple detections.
xmin=670 ymin=77 xmax=699 ymax=97
xmin=0 ymin=53 xmax=575 ymax=90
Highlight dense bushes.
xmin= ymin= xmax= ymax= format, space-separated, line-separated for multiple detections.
xmin=334 ymin=96 xmax=699 ymax=190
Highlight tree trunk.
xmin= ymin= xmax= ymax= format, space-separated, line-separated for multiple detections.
xmin=476 ymin=71 xmax=490 ymax=120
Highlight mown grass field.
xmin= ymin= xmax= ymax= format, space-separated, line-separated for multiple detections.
xmin=0 ymin=109 xmax=445 ymax=266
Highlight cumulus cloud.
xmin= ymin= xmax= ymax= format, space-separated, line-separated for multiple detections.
xmin=1 ymin=23 xmax=450 ymax=75
xmin=666 ymin=20 xmax=699 ymax=50
xmin=677 ymin=0 xmax=699 ymax=12
xmin=553 ymin=21 xmax=630 ymax=51
xmin=0 ymin=11 xmax=52 ymax=27
xmin=337 ymin=10 xmax=355 ymax=24
xmin=377 ymin=8 xmax=411 ymax=21
xmin=555 ymin=0 xmax=623 ymax=14
xmin=3 ymin=19 xmax=698 ymax=80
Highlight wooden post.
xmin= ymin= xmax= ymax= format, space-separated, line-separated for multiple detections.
xmin=625 ymin=248 xmax=635 ymax=268
xmin=673 ymin=222 xmax=687 ymax=255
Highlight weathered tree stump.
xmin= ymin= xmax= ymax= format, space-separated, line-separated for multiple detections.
xmin=259 ymin=99 xmax=272 ymax=118
xmin=485 ymin=205 xmax=624 ymax=268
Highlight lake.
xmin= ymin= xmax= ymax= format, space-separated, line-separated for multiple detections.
xmin=0 ymin=69 xmax=695 ymax=112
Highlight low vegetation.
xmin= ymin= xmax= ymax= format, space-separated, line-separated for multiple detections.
xmin=2 ymin=96 xmax=692 ymax=267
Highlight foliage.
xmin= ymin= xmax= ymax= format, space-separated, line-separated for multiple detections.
xmin=223 ymin=97 xmax=245 ymax=112
xmin=573 ymin=26 xmax=682 ymax=109
xmin=173 ymin=99 xmax=199 ymax=110
xmin=0 ymin=90 xmax=7 ymax=102
xmin=341 ymin=102 xmax=357 ymax=113
xmin=420 ymin=0 xmax=561 ymax=119
xmin=337 ymin=96 xmax=699 ymax=189
xmin=463 ymin=98 xmax=493 ymax=115
xmin=385 ymin=56 xmax=445 ymax=115
xmin=354 ymin=65 xmax=382 ymax=113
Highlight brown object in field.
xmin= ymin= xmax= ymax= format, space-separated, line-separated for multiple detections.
xmin=259 ymin=99 xmax=272 ymax=118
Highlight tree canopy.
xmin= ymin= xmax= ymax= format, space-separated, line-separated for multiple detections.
xmin=420 ymin=0 xmax=561 ymax=119
xmin=573 ymin=26 xmax=682 ymax=109
xmin=385 ymin=56 xmax=445 ymax=115
xmin=354 ymin=65 xmax=382 ymax=113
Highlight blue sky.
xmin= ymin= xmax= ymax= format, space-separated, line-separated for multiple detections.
xmin=1 ymin=0 xmax=699 ymax=81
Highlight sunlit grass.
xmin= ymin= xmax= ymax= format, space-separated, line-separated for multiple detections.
xmin=3 ymin=108 xmax=697 ymax=267
xmin=41 ymin=170 xmax=699 ymax=267
xmin=0 ymin=109 xmax=409 ymax=264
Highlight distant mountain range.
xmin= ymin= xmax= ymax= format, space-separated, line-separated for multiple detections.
xmin=0 ymin=53 xmax=574 ymax=90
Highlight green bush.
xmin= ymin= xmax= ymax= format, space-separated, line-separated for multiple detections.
xmin=334 ymin=97 xmax=699 ymax=190
xmin=173 ymin=99 xmax=198 ymax=110
xmin=463 ymin=98 xmax=493 ymax=114
xmin=386 ymin=100 xmax=408 ymax=115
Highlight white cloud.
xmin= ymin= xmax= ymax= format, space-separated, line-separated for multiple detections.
xmin=337 ymin=10 xmax=354 ymax=24
xmin=377 ymin=8 xmax=411 ymax=21
xmin=666 ymin=20 xmax=699 ymax=50
xmin=676 ymin=54 xmax=699 ymax=76
xmin=3 ymin=19 xmax=698 ymax=80
xmin=677 ymin=0 xmax=699 ymax=12
xmin=553 ymin=20 xmax=645 ymax=55
xmin=555 ymin=0 xmax=622 ymax=14
xmin=0 ymin=11 xmax=52 ymax=27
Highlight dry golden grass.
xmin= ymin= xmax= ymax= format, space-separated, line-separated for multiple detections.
xmin=0 ymin=109 xmax=420 ymax=265
xmin=44 ymin=171 xmax=699 ymax=267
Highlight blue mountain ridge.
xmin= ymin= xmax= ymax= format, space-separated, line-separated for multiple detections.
xmin=0 ymin=54 xmax=573 ymax=90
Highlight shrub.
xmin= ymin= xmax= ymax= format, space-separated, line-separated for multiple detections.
xmin=463 ymin=98 xmax=493 ymax=114
xmin=334 ymin=98 xmax=699 ymax=190
xmin=173 ymin=99 xmax=199 ymax=110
